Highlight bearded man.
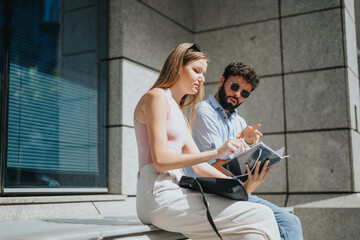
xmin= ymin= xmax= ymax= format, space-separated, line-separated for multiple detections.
xmin=184 ymin=62 xmax=303 ymax=240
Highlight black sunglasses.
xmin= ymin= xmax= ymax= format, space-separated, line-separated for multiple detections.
xmin=230 ymin=82 xmax=250 ymax=98
xmin=187 ymin=43 xmax=203 ymax=52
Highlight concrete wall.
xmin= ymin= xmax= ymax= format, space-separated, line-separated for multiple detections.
xmin=107 ymin=0 xmax=193 ymax=194
xmin=107 ymin=0 xmax=360 ymax=210
xmin=197 ymin=0 xmax=360 ymax=206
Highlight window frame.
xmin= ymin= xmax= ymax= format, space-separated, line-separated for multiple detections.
xmin=0 ymin=0 xmax=109 ymax=195
xmin=0 ymin=0 xmax=11 ymax=196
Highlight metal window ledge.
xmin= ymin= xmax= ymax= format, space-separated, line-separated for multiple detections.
xmin=0 ymin=193 xmax=125 ymax=205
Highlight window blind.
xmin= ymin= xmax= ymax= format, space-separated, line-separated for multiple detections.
xmin=6 ymin=1 xmax=100 ymax=174
xmin=7 ymin=63 xmax=99 ymax=173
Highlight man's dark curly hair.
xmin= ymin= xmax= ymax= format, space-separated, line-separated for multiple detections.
xmin=222 ymin=62 xmax=260 ymax=90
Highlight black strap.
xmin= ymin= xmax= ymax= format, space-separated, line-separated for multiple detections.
xmin=226 ymin=147 xmax=263 ymax=179
xmin=193 ymin=178 xmax=223 ymax=240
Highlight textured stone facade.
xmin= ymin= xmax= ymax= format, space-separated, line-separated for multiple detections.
xmin=108 ymin=1 xmax=360 ymax=205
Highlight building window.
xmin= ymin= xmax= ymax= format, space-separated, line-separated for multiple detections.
xmin=0 ymin=0 xmax=107 ymax=193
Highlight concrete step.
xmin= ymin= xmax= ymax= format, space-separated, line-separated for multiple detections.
xmin=293 ymin=193 xmax=360 ymax=240
xmin=0 ymin=214 xmax=187 ymax=240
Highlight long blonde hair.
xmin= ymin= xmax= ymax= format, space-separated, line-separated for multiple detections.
xmin=151 ymin=43 xmax=208 ymax=129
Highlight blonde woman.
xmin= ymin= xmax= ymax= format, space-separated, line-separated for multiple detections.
xmin=134 ymin=43 xmax=280 ymax=240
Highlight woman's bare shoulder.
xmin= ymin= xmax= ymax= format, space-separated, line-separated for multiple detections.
xmin=135 ymin=89 xmax=168 ymax=113
xmin=141 ymin=88 xmax=167 ymax=104
xmin=135 ymin=89 xmax=169 ymax=123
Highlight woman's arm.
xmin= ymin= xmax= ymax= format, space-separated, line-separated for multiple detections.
xmin=142 ymin=90 xmax=243 ymax=173
xmin=182 ymin=128 xmax=249 ymax=178
xmin=182 ymin=130 xmax=229 ymax=178
xmin=181 ymin=107 xmax=272 ymax=193
xmin=190 ymin=162 xmax=230 ymax=178
xmin=183 ymin=132 xmax=272 ymax=193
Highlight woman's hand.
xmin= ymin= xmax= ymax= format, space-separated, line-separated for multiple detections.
xmin=216 ymin=138 xmax=249 ymax=159
xmin=242 ymin=160 xmax=271 ymax=194
xmin=237 ymin=124 xmax=263 ymax=145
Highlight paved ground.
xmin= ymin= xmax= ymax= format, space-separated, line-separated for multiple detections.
xmin=0 ymin=213 xmax=186 ymax=240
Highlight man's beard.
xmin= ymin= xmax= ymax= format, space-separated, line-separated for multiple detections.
xmin=218 ymin=83 xmax=242 ymax=112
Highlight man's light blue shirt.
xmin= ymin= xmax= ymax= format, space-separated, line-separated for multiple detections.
xmin=184 ymin=96 xmax=304 ymax=240
xmin=184 ymin=95 xmax=247 ymax=176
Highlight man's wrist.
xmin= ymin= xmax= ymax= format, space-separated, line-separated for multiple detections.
xmin=245 ymin=138 xmax=257 ymax=146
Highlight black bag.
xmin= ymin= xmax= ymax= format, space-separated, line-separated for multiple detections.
xmin=178 ymin=176 xmax=248 ymax=240
xmin=179 ymin=176 xmax=248 ymax=201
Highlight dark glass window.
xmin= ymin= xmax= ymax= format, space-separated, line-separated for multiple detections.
xmin=1 ymin=0 xmax=107 ymax=192
xmin=0 ymin=0 xmax=5 ymax=191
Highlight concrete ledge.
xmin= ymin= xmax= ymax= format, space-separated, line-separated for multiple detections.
xmin=294 ymin=194 xmax=360 ymax=240
xmin=0 ymin=202 xmax=100 ymax=222
xmin=0 ymin=194 xmax=126 ymax=205
xmin=0 ymin=214 xmax=187 ymax=240
xmin=0 ymin=195 xmax=134 ymax=222
xmin=294 ymin=193 xmax=360 ymax=208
